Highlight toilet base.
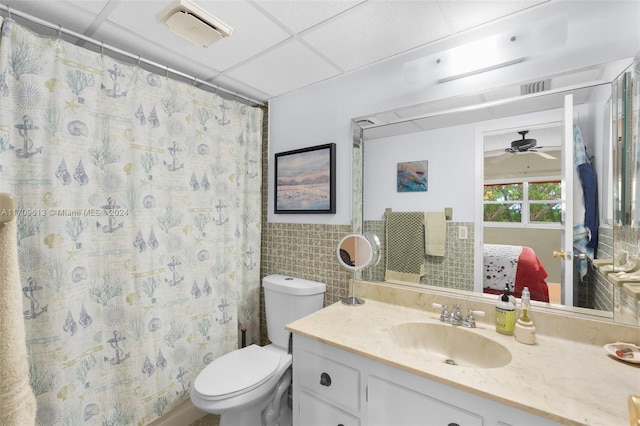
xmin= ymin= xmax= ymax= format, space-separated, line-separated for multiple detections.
xmin=218 ymin=368 xmax=292 ymax=426
xmin=219 ymin=408 xmax=262 ymax=426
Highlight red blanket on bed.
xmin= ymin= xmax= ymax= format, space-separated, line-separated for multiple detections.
xmin=484 ymin=246 xmax=550 ymax=302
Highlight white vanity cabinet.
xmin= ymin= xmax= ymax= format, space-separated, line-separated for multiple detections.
xmin=292 ymin=334 xmax=558 ymax=426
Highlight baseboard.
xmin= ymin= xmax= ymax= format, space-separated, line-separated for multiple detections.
xmin=148 ymin=399 xmax=207 ymax=426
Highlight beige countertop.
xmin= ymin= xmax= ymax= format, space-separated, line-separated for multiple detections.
xmin=286 ymin=298 xmax=640 ymax=426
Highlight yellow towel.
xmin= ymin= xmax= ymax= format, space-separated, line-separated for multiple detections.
xmin=0 ymin=220 xmax=37 ymax=426
xmin=384 ymin=211 xmax=425 ymax=283
xmin=424 ymin=212 xmax=446 ymax=257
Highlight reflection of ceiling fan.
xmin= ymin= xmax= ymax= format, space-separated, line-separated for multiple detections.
xmin=486 ymin=130 xmax=557 ymax=164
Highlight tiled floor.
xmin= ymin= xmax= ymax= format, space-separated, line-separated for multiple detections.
xmin=189 ymin=414 xmax=220 ymax=426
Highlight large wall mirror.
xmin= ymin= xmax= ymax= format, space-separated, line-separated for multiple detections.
xmin=351 ymin=58 xmax=640 ymax=326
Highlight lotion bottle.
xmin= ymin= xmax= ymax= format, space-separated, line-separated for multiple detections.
xmin=515 ymin=287 xmax=536 ymax=344
xmin=495 ymin=286 xmax=515 ymax=335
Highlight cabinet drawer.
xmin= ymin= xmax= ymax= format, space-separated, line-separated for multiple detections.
xmin=367 ymin=375 xmax=483 ymax=426
xmin=299 ymin=391 xmax=360 ymax=426
xmin=297 ymin=349 xmax=360 ymax=411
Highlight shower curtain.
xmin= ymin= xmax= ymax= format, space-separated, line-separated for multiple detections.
xmin=0 ymin=17 xmax=262 ymax=425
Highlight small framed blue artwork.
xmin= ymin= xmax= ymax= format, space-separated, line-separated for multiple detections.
xmin=397 ymin=160 xmax=428 ymax=192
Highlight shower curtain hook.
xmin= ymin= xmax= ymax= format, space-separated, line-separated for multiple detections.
xmin=165 ymin=66 xmax=169 ymax=79
xmin=57 ymin=25 xmax=62 ymax=41
xmin=136 ymin=55 xmax=141 ymax=68
xmin=100 ymin=42 xmax=104 ymax=57
xmin=6 ymin=6 xmax=10 ymax=19
xmin=192 ymin=75 xmax=197 ymax=86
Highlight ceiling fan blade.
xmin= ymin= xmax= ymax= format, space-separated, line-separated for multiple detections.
xmin=534 ymin=151 xmax=557 ymax=160
xmin=490 ymin=152 xmax=513 ymax=164
xmin=485 ymin=148 xmax=508 ymax=155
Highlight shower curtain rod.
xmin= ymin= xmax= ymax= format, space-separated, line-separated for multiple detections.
xmin=0 ymin=3 xmax=265 ymax=107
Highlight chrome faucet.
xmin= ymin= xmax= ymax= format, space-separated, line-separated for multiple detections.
xmin=433 ymin=303 xmax=484 ymax=328
xmin=449 ymin=304 xmax=464 ymax=326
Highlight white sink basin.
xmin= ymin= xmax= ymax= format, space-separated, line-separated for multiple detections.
xmin=390 ymin=322 xmax=512 ymax=368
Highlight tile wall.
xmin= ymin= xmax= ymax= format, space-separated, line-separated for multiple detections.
xmin=259 ymin=107 xmax=353 ymax=344
xmin=362 ymin=220 xmax=475 ymax=291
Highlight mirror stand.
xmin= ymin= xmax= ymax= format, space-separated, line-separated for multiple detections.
xmin=337 ymin=233 xmax=381 ymax=306
xmin=342 ymin=296 xmax=365 ymax=306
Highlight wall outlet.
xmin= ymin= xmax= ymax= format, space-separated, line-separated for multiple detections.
xmin=459 ymin=226 xmax=468 ymax=240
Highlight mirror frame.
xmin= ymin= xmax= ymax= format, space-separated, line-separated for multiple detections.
xmin=350 ymin=60 xmax=636 ymax=324
xmin=337 ymin=233 xmax=380 ymax=271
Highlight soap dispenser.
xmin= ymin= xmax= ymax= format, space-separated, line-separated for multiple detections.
xmin=515 ymin=287 xmax=536 ymax=344
xmin=495 ymin=286 xmax=515 ymax=335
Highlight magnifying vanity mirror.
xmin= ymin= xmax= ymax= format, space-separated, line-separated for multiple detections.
xmin=350 ymin=57 xmax=640 ymax=326
xmin=337 ymin=232 xmax=381 ymax=305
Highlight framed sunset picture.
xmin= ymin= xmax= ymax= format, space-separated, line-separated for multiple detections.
xmin=274 ymin=143 xmax=336 ymax=213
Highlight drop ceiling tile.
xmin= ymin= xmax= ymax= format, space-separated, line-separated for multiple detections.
xmin=226 ymin=40 xmax=341 ymax=98
xmin=302 ymin=1 xmax=450 ymax=71
xmin=105 ymin=0 xmax=291 ymax=71
xmin=6 ymin=0 xmax=105 ymax=34
xmin=254 ymin=0 xmax=365 ymax=33
xmin=210 ymin=74 xmax=270 ymax=103
xmin=436 ymin=1 xmax=549 ymax=33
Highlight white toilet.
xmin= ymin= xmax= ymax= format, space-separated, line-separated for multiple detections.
xmin=190 ymin=274 xmax=326 ymax=426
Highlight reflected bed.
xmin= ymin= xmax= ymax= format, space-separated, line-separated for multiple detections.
xmin=483 ymin=244 xmax=550 ymax=302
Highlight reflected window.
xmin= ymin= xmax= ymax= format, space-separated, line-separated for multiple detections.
xmin=484 ymin=180 xmax=562 ymax=224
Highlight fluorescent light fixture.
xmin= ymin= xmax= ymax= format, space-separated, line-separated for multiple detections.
xmin=437 ymin=57 xmax=525 ymax=83
xmin=404 ymin=14 xmax=567 ymax=85
xmin=159 ymin=0 xmax=233 ymax=47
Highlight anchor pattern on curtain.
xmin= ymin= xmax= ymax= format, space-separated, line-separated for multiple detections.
xmin=0 ymin=18 xmax=262 ymax=425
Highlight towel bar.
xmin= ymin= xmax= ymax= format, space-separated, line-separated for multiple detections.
xmin=0 ymin=192 xmax=15 ymax=224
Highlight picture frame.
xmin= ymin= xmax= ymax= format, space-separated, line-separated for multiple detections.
xmin=397 ymin=160 xmax=428 ymax=192
xmin=274 ymin=143 xmax=336 ymax=214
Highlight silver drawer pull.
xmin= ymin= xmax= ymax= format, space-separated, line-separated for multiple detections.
xmin=320 ymin=372 xmax=332 ymax=387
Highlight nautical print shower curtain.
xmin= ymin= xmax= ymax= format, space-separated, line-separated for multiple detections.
xmin=0 ymin=18 xmax=262 ymax=425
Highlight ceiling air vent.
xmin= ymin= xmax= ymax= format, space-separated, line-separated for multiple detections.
xmin=159 ymin=0 xmax=233 ymax=47
xmin=520 ymin=79 xmax=551 ymax=95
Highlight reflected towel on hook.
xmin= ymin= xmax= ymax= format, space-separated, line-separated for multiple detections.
xmin=0 ymin=220 xmax=37 ymax=425
xmin=424 ymin=211 xmax=446 ymax=257
xmin=384 ymin=211 xmax=425 ymax=283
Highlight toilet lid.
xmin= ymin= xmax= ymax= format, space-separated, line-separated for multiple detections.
xmin=194 ymin=344 xmax=281 ymax=400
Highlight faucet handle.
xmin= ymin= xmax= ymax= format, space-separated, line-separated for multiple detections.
xmin=432 ymin=303 xmax=449 ymax=322
xmin=465 ymin=309 xmax=485 ymax=327
xmin=467 ymin=309 xmax=485 ymax=318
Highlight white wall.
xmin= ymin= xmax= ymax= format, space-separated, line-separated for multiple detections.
xmin=364 ymin=123 xmax=477 ymax=222
xmin=269 ymin=1 xmax=640 ymax=225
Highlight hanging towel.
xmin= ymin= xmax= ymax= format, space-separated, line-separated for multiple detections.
xmin=424 ymin=211 xmax=446 ymax=257
xmin=385 ymin=211 xmax=425 ymax=283
xmin=573 ymin=124 xmax=597 ymax=278
xmin=0 ymin=220 xmax=37 ymax=426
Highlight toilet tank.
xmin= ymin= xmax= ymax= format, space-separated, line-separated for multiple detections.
xmin=263 ymin=274 xmax=326 ymax=349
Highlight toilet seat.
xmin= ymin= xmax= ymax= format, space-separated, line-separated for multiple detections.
xmin=193 ymin=344 xmax=281 ymax=401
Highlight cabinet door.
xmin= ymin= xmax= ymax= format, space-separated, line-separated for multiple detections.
xmin=299 ymin=391 xmax=360 ymax=426
xmin=367 ymin=375 xmax=483 ymax=426
xmin=297 ymin=348 xmax=361 ymax=411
